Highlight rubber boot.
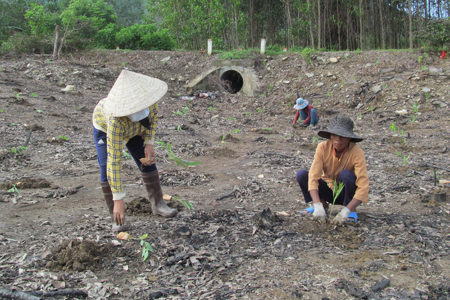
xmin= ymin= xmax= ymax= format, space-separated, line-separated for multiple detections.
xmin=101 ymin=182 xmax=129 ymax=232
xmin=142 ymin=170 xmax=178 ymax=218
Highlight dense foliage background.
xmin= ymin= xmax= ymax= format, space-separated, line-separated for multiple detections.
xmin=0 ymin=0 xmax=449 ymax=54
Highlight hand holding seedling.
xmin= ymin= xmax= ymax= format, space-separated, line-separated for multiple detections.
xmin=331 ymin=207 xmax=351 ymax=225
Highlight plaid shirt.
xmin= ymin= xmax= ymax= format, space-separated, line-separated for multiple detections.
xmin=93 ymin=98 xmax=158 ymax=199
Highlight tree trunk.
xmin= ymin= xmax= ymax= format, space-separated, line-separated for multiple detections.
xmin=378 ymin=0 xmax=385 ymax=49
xmin=285 ymin=0 xmax=292 ymax=48
xmin=318 ymin=0 xmax=321 ymax=49
xmin=409 ymin=0 xmax=413 ymax=49
xmin=337 ymin=0 xmax=341 ymax=50
xmin=359 ymin=0 xmax=363 ymax=50
xmin=346 ymin=4 xmax=350 ymax=50
xmin=307 ymin=0 xmax=315 ymax=49
xmin=52 ymin=25 xmax=59 ymax=60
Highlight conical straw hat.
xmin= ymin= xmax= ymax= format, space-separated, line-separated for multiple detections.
xmin=104 ymin=70 xmax=168 ymax=117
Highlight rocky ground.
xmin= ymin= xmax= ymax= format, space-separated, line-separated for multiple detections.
xmin=0 ymin=49 xmax=449 ymax=300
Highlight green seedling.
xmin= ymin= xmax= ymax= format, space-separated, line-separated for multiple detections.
xmin=357 ymin=114 xmax=363 ymax=120
xmin=174 ymin=196 xmax=194 ymax=210
xmin=410 ymin=115 xmax=418 ymax=123
xmin=341 ymin=80 xmax=345 ymax=86
xmin=31 ymin=93 xmax=37 ymax=97
xmin=230 ymin=129 xmax=241 ymax=134
xmin=327 ymin=92 xmax=333 ymax=97
xmin=11 ymin=146 xmax=27 ymax=154
xmin=36 ymin=109 xmax=43 ymax=113
xmin=209 ymin=106 xmax=216 ymax=111
xmin=268 ymin=85 xmax=273 ymax=93
xmin=121 ymin=62 xmax=126 ymax=67
xmin=76 ymin=106 xmax=85 ymax=110
xmin=397 ymin=152 xmax=410 ymax=165
xmin=312 ymin=136 xmax=319 ymax=143
xmin=418 ymin=56 xmax=423 ymax=63
xmin=0 ymin=109 xmax=4 ymax=112
xmin=262 ymin=128 xmax=272 ymax=131
xmin=9 ymin=123 xmax=20 ymax=126
xmin=156 ymin=141 xmax=201 ymax=169
xmin=221 ymin=135 xmax=226 ymax=145
xmin=390 ymin=123 xmax=398 ymax=133
xmin=15 ymin=93 xmax=21 ymax=99
xmin=368 ymin=105 xmax=375 ymax=112
xmin=329 ymin=179 xmax=344 ymax=217
xmin=174 ymin=106 xmax=189 ymax=116
xmin=122 ymin=234 xmax=154 ymax=261
xmin=122 ymin=150 xmax=132 ymax=159
xmin=56 ymin=135 xmax=68 ymax=141
xmin=244 ymin=112 xmax=252 ymax=115
xmin=411 ymin=103 xmax=419 ymax=114
xmin=425 ymin=93 xmax=430 ymax=101
xmin=226 ymin=117 xmax=236 ymax=121
xmin=421 ymin=65 xmax=427 ymax=71
xmin=8 ymin=184 xmax=20 ymax=195
xmin=256 ymin=108 xmax=264 ymax=113
xmin=382 ymin=83 xmax=387 ymax=89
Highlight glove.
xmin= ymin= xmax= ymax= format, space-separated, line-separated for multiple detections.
xmin=299 ymin=123 xmax=308 ymax=127
xmin=331 ymin=207 xmax=351 ymax=225
xmin=312 ymin=202 xmax=326 ymax=221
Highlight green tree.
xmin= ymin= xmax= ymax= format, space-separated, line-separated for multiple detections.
xmin=25 ymin=3 xmax=54 ymax=36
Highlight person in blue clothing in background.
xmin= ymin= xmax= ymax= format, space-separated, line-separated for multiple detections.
xmin=292 ymin=98 xmax=319 ymax=127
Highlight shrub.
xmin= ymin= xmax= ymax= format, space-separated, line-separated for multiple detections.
xmin=95 ymin=23 xmax=117 ymax=49
xmin=141 ymin=29 xmax=176 ymax=50
xmin=416 ymin=18 xmax=450 ymax=49
xmin=1 ymin=33 xmax=52 ymax=54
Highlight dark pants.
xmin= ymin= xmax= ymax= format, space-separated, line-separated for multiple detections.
xmin=93 ymin=127 xmax=156 ymax=183
xmin=295 ymin=169 xmax=357 ymax=206
xmin=300 ymin=109 xmax=319 ymax=126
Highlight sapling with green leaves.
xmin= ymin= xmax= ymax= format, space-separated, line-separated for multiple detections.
xmin=11 ymin=146 xmax=27 ymax=154
xmin=397 ymin=152 xmax=410 ymax=165
xmin=8 ymin=184 xmax=20 ymax=195
xmin=390 ymin=123 xmax=398 ymax=133
xmin=174 ymin=196 xmax=194 ymax=210
xmin=119 ymin=233 xmax=154 ymax=261
xmin=329 ymin=179 xmax=344 ymax=217
xmin=156 ymin=141 xmax=201 ymax=169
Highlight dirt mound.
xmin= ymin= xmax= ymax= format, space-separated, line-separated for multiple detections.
xmin=45 ymin=239 xmax=120 ymax=272
xmin=0 ymin=177 xmax=53 ymax=190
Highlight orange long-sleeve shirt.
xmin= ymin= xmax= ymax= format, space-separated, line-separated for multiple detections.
xmin=308 ymin=140 xmax=370 ymax=204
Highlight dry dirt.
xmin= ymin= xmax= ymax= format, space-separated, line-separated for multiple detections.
xmin=0 ymin=49 xmax=450 ymax=300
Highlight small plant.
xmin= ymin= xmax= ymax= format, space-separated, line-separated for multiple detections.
xmin=327 ymin=92 xmax=333 ymax=97
xmin=261 ymin=128 xmax=272 ymax=131
xmin=8 ymin=184 xmax=20 ymax=195
xmin=15 ymin=93 xmax=21 ymax=99
xmin=329 ymin=179 xmax=344 ymax=217
xmin=382 ymin=83 xmax=387 ymax=89
xmin=121 ymin=62 xmax=126 ymax=67
xmin=411 ymin=103 xmax=419 ymax=114
xmin=11 ymin=146 xmax=27 ymax=154
xmin=244 ymin=112 xmax=252 ymax=115
xmin=425 ymin=93 xmax=430 ymax=101
xmin=174 ymin=106 xmax=189 ymax=116
xmin=410 ymin=115 xmax=418 ymax=123
xmin=390 ymin=123 xmax=398 ymax=133
xmin=230 ymin=129 xmax=241 ymax=134
xmin=397 ymin=152 xmax=410 ymax=165
xmin=177 ymin=125 xmax=183 ymax=130
xmin=368 ymin=105 xmax=375 ymax=112
xmin=421 ymin=65 xmax=427 ymax=71
xmin=341 ymin=80 xmax=345 ymax=86
xmin=357 ymin=114 xmax=363 ymax=120
xmin=221 ymin=135 xmax=226 ymax=145
xmin=256 ymin=108 xmax=264 ymax=113
xmin=36 ymin=109 xmax=43 ymax=113
xmin=31 ymin=93 xmax=37 ymax=97
xmin=401 ymin=129 xmax=407 ymax=144
xmin=156 ymin=141 xmax=202 ymax=169
xmin=418 ymin=56 xmax=423 ymax=63
xmin=122 ymin=150 xmax=132 ymax=159
xmin=174 ymin=196 xmax=194 ymax=210
xmin=56 ymin=135 xmax=69 ymax=141
xmin=226 ymin=117 xmax=236 ymax=121
xmin=121 ymin=234 xmax=154 ymax=262
xmin=75 ymin=106 xmax=85 ymax=110
xmin=268 ymin=85 xmax=273 ymax=93
xmin=312 ymin=136 xmax=319 ymax=143
xmin=0 ymin=109 xmax=3 ymax=112
xmin=209 ymin=106 xmax=216 ymax=111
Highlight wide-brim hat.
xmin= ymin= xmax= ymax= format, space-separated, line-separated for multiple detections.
xmin=104 ymin=70 xmax=168 ymax=117
xmin=317 ymin=116 xmax=364 ymax=143
xmin=294 ymin=98 xmax=308 ymax=110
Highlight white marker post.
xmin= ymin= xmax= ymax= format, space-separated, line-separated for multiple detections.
xmin=207 ymin=39 xmax=212 ymax=55
xmin=260 ymin=38 xmax=266 ymax=55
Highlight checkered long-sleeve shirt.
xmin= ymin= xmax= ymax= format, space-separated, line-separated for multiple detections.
xmin=93 ymin=98 xmax=158 ymax=199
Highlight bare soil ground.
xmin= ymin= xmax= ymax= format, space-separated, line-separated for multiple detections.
xmin=0 ymin=49 xmax=449 ymax=300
